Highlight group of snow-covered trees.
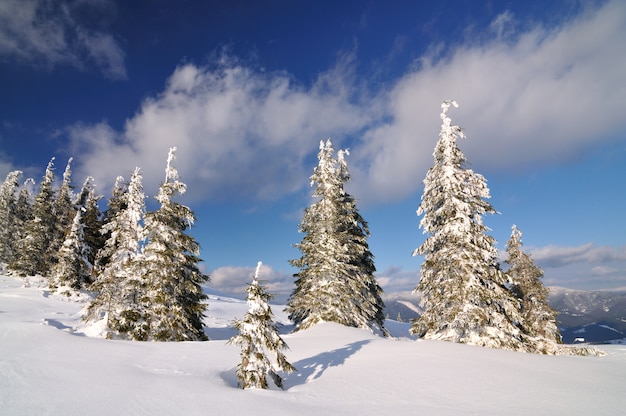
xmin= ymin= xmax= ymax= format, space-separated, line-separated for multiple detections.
xmin=411 ymin=100 xmax=564 ymax=354
xmin=1 ymin=99 xmax=577 ymax=385
xmin=0 ymin=148 xmax=209 ymax=341
xmin=0 ymin=159 xmax=102 ymax=283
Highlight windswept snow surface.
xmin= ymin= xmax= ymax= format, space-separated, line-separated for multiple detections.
xmin=1 ymin=275 xmax=625 ymax=415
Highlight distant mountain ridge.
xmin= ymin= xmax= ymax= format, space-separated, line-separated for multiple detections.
xmin=382 ymin=287 xmax=626 ymax=344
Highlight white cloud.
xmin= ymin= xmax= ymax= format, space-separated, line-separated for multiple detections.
xmin=350 ymin=0 xmax=626 ymax=203
xmin=66 ymin=1 xmax=626 ymax=205
xmin=0 ymin=0 xmax=126 ymax=79
xmin=375 ymin=266 xmax=418 ymax=293
xmin=527 ymin=244 xmax=626 ymax=290
xmin=591 ymin=266 xmax=618 ymax=276
xmin=382 ymin=243 xmax=626 ymax=292
xmin=78 ymin=30 xmax=127 ymax=80
xmin=209 ymin=263 xmax=293 ymax=299
xmin=531 ymin=244 xmax=626 ymax=268
xmin=70 ymin=60 xmax=369 ymax=199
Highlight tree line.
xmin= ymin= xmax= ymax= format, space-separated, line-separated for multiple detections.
xmin=0 ymin=148 xmax=208 ymax=342
xmin=0 ymin=101 xmax=596 ymax=390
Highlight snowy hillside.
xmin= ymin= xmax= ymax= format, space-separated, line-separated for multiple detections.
xmin=1 ymin=274 xmax=625 ymax=415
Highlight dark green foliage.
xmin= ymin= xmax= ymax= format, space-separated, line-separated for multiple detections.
xmin=48 ymin=158 xmax=77 ymax=270
xmin=10 ymin=159 xmax=57 ymax=276
xmin=411 ymin=102 xmax=526 ymax=350
xmin=141 ymin=148 xmax=209 ymax=341
xmin=93 ymin=176 xmax=127 ymax=273
xmin=0 ymin=171 xmax=22 ymax=263
xmin=85 ymin=168 xmax=146 ymax=340
xmin=75 ymin=177 xmax=104 ymax=282
xmin=51 ymin=211 xmax=93 ymax=293
xmin=505 ymin=225 xmax=562 ymax=344
xmin=287 ymin=140 xmax=385 ymax=334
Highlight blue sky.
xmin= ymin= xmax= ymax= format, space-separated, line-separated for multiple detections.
xmin=1 ymin=0 xmax=625 ymax=298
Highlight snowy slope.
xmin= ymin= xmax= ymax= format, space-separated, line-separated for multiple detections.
xmin=1 ymin=274 xmax=625 ymax=416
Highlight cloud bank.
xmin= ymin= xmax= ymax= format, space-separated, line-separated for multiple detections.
xmin=209 ymin=263 xmax=293 ymax=301
xmin=350 ymin=0 xmax=626 ymax=202
xmin=65 ymin=1 xmax=626 ymax=205
xmin=0 ymin=0 xmax=126 ymax=79
xmin=69 ymin=58 xmax=369 ymax=199
xmin=380 ymin=243 xmax=626 ymax=293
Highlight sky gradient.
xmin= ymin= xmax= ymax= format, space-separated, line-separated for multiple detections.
xmin=1 ymin=0 xmax=625 ymax=298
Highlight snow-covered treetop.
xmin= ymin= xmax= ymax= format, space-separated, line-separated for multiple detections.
xmin=157 ymin=147 xmax=187 ymax=205
xmin=62 ymin=158 xmax=73 ymax=185
xmin=509 ymin=225 xmax=522 ymax=246
xmin=252 ymin=261 xmax=262 ymax=285
xmin=113 ymin=176 xmax=125 ymax=192
xmin=75 ymin=176 xmax=96 ymax=208
xmin=164 ymin=147 xmax=179 ymax=183
xmin=438 ymin=100 xmax=465 ymax=165
xmin=43 ymin=157 xmax=55 ymax=185
xmin=0 ymin=171 xmax=22 ymax=198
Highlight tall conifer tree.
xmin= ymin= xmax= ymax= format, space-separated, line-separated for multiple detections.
xmin=0 ymin=171 xmax=22 ymax=264
xmin=51 ymin=210 xmax=92 ymax=292
xmin=93 ymin=176 xmax=127 ymax=274
xmin=49 ymin=158 xmax=77 ymax=268
xmin=12 ymin=179 xmax=35 ymax=255
xmin=75 ymin=176 xmax=104 ymax=276
xmin=411 ymin=101 xmax=525 ymax=351
xmin=140 ymin=147 xmax=209 ymax=341
xmin=11 ymin=159 xmax=57 ymax=276
xmin=287 ymin=139 xmax=385 ymax=333
xmin=85 ymin=168 xmax=146 ymax=339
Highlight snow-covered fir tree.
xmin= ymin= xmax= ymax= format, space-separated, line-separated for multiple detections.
xmin=48 ymin=158 xmax=77 ymax=269
xmin=50 ymin=210 xmax=92 ymax=293
xmin=0 ymin=171 xmax=22 ymax=264
xmin=74 ymin=176 xmax=104 ymax=278
xmin=411 ymin=101 xmax=526 ymax=351
xmin=229 ymin=262 xmax=296 ymax=389
xmin=286 ymin=139 xmax=386 ymax=334
xmin=504 ymin=225 xmax=562 ymax=349
xmin=93 ymin=176 xmax=127 ymax=273
xmin=10 ymin=159 xmax=57 ymax=277
xmin=140 ymin=147 xmax=209 ymax=341
xmin=12 ymin=179 xmax=35 ymax=255
xmin=85 ymin=168 xmax=147 ymax=340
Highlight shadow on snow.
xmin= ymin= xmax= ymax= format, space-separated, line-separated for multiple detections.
xmin=221 ymin=339 xmax=371 ymax=389
xmin=286 ymin=339 xmax=370 ymax=388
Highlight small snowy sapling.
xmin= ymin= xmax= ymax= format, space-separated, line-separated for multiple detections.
xmin=229 ymin=262 xmax=296 ymax=389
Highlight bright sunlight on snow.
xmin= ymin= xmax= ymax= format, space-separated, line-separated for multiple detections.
xmin=1 ymin=274 xmax=625 ymax=415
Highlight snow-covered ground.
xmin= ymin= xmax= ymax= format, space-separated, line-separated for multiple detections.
xmin=1 ymin=274 xmax=625 ymax=415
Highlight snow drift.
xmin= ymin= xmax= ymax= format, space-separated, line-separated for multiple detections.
xmin=1 ymin=274 xmax=624 ymax=415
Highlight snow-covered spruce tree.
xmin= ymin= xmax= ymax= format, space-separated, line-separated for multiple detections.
xmin=74 ymin=176 xmax=104 ymax=279
xmin=50 ymin=210 xmax=92 ymax=294
xmin=140 ymin=147 xmax=209 ymax=341
xmin=93 ymin=176 xmax=127 ymax=274
xmin=229 ymin=262 xmax=296 ymax=389
xmin=12 ymin=179 xmax=35 ymax=254
xmin=411 ymin=101 xmax=527 ymax=351
xmin=85 ymin=168 xmax=147 ymax=340
xmin=48 ymin=158 xmax=77 ymax=270
xmin=286 ymin=139 xmax=385 ymax=334
xmin=0 ymin=170 xmax=22 ymax=264
xmin=10 ymin=158 xmax=57 ymax=277
xmin=504 ymin=225 xmax=562 ymax=350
